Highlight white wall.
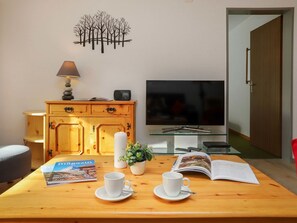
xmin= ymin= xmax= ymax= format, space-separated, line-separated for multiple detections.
xmin=0 ymin=0 xmax=297 ymax=153
xmin=228 ymin=15 xmax=279 ymax=137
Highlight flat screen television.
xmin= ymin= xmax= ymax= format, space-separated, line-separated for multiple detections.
xmin=146 ymin=80 xmax=225 ymax=128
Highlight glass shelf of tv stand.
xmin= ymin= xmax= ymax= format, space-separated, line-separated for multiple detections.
xmin=150 ymin=131 xmax=227 ymax=136
xmin=149 ymin=128 xmax=227 ymax=136
xmin=152 ymin=146 xmax=241 ymax=155
xmin=149 ymin=128 xmax=240 ymax=155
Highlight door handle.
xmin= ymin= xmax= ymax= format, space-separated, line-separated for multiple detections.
xmin=64 ymin=107 xmax=74 ymax=113
xmin=246 ymin=48 xmax=251 ymax=84
xmin=246 ymin=48 xmax=256 ymax=93
xmin=106 ymin=107 xmax=116 ymax=113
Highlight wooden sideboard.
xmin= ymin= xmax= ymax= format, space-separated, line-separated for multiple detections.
xmin=45 ymin=100 xmax=135 ymax=160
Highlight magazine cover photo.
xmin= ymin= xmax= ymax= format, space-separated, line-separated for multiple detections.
xmin=49 ymin=160 xmax=97 ymax=184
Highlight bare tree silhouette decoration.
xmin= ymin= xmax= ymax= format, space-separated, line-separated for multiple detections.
xmin=74 ymin=11 xmax=132 ymax=53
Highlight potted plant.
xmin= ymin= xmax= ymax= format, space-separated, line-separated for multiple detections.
xmin=120 ymin=142 xmax=154 ymax=175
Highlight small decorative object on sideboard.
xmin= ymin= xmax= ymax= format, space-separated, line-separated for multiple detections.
xmin=120 ymin=142 xmax=154 ymax=175
xmin=114 ymin=90 xmax=131 ymax=101
xmin=56 ymin=61 xmax=80 ymax=100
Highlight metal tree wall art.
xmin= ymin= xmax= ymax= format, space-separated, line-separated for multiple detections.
xmin=74 ymin=11 xmax=132 ymax=53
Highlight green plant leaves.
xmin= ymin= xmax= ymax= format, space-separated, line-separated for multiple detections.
xmin=119 ymin=142 xmax=154 ymax=166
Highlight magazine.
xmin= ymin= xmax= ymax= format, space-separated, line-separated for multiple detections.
xmin=44 ymin=160 xmax=97 ymax=185
xmin=172 ymin=152 xmax=259 ymax=184
xmin=40 ymin=164 xmax=57 ymax=186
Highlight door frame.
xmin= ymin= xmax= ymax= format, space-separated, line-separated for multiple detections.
xmin=226 ymin=8 xmax=294 ymax=161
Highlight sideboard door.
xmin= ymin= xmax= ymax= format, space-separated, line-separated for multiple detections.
xmin=48 ymin=117 xmax=85 ymax=158
xmin=92 ymin=117 xmax=133 ymax=155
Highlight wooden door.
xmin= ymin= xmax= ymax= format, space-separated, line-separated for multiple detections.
xmin=92 ymin=118 xmax=133 ymax=156
xmin=250 ymin=16 xmax=282 ymax=157
xmin=48 ymin=117 xmax=85 ymax=158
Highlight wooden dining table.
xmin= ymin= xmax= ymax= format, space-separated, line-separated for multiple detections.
xmin=0 ymin=154 xmax=297 ymax=223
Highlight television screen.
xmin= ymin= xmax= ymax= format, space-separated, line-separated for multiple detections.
xmin=146 ymin=80 xmax=225 ymax=126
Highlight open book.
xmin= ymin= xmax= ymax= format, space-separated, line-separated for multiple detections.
xmin=172 ymin=152 xmax=259 ymax=184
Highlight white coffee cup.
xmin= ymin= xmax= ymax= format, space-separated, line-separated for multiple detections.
xmin=162 ymin=172 xmax=190 ymax=197
xmin=104 ymin=172 xmax=131 ymax=198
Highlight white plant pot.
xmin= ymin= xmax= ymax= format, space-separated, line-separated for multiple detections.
xmin=130 ymin=161 xmax=146 ymax=175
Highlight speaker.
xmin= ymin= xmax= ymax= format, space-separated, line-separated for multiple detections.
xmin=114 ymin=90 xmax=131 ymax=101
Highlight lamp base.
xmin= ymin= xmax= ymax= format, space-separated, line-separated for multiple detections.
xmin=62 ymin=95 xmax=74 ymax=100
xmin=62 ymin=78 xmax=74 ymax=100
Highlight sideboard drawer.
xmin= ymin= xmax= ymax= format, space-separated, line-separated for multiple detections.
xmin=49 ymin=104 xmax=90 ymax=115
xmin=91 ymin=104 xmax=131 ymax=116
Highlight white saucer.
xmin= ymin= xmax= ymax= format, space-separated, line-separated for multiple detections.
xmin=153 ymin=185 xmax=191 ymax=201
xmin=95 ymin=185 xmax=133 ymax=201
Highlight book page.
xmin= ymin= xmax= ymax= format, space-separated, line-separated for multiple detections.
xmin=211 ymin=160 xmax=259 ymax=184
xmin=172 ymin=152 xmax=212 ymax=178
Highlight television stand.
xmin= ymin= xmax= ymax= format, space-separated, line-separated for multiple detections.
xmin=162 ymin=126 xmax=211 ymax=133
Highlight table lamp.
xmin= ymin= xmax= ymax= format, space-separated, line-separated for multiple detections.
xmin=56 ymin=61 xmax=80 ymax=100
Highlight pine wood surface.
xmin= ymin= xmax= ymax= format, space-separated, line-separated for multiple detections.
xmin=0 ymin=155 xmax=297 ymax=223
xmin=23 ymin=111 xmax=45 ymax=142
xmin=45 ymin=101 xmax=136 ymax=160
xmin=23 ymin=111 xmax=46 ymax=168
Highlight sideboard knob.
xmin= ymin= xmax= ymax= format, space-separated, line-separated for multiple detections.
xmin=64 ymin=107 xmax=74 ymax=113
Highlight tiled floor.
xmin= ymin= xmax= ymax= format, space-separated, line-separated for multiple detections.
xmin=245 ymin=158 xmax=297 ymax=195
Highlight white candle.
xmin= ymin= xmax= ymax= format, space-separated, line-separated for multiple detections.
xmin=114 ymin=132 xmax=127 ymax=168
